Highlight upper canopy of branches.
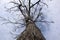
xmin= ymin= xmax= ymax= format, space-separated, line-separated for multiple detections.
xmin=7 ymin=0 xmax=48 ymax=22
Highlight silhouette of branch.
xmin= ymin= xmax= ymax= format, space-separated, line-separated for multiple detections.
xmin=34 ymin=7 xmax=42 ymax=22
xmin=19 ymin=0 xmax=22 ymax=4
xmin=0 ymin=16 xmax=25 ymax=25
xmin=30 ymin=0 xmax=48 ymax=8
xmin=9 ymin=0 xmax=26 ymax=17
xmin=30 ymin=0 xmax=41 ymax=8
xmin=2 ymin=21 xmax=25 ymax=25
xmin=33 ymin=4 xmax=38 ymax=16
xmin=6 ymin=6 xmax=18 ymax=11
xmin=40 ymin=2 xmax=48 ymax=7
xmin=9 ymin=1 xmax=19 ymax=5
xmin=35 ymin=20 xmax=54 ymax=23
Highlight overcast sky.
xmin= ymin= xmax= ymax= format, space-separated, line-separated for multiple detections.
xmin=0 ymin=0 xmax=60 ymax=40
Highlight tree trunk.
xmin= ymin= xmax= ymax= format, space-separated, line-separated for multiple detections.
xmin=17 ymin=20 xmax=46 ymax=40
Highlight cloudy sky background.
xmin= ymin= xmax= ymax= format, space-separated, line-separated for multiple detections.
xmin=0 ymin=0 xmax=60 ymax=40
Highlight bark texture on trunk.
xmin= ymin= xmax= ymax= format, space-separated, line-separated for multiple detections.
xmin=17 ymin=21 xmax=46 ymax=40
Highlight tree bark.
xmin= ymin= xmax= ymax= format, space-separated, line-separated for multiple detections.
xmin=17 ymin=20 xmax=46 ymax=40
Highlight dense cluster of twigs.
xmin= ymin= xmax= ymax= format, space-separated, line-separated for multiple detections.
xmin=5 ymin=0 xmax=49 ymax=24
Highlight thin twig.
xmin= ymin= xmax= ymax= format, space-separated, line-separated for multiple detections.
xmin=40 ymin=2 xmax=48 ymax=7
xmin=19 ymin=0 xmax=22 ymax=4
xmin=9 ymin=1 xmax=19 ymax=5
xmin=7 ymin=6 xmax=18 ymax=10
xmin=35 ymin=20 xmax=54 ymax=23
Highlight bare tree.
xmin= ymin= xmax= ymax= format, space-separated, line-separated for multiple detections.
xmin=0 ymin=0 xmax=54 ymax=40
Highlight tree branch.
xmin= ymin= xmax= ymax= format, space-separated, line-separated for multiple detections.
xmin=29 ymin=0 xmax=31 ymax=16
xmin=8 ymin=1 xmax=28 ymax=18
xmin=34 ymin=7 xmax=42 ymax=22
xmin=19 ymin=0 xmax=22 ymax=4
xmin=33 ymin=4 xmax=38 ymax=15
xmin=9 ymin=1 xmax=19 ymax=5
xmin=30 ymin=0 xmax=48 ymax=8
xmin=30 ymin=0 xmax=40 ymax=8
xmin=22 ymin=5 xmax=29 ymax=14
xmin=40 ymin=2 xmax=48 ymax=7
xmin=35 ymin=20 xmax=54 ymax=23
xmin=0 ymin=16 xmax=25 ymax=25
xmin=6 ymin=6 xmax=18 ymax=10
